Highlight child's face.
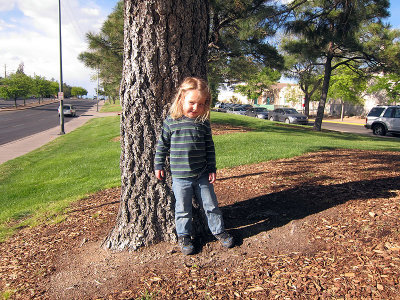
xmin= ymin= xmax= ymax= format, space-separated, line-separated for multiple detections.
xmin=182 ymin=90 xmax=206 ymax=119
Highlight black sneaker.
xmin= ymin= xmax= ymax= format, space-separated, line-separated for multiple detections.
xmin=215 ymin=231 xmax=234 ymax=248
xmin=178 ymin=235 xmax=195 ymax=255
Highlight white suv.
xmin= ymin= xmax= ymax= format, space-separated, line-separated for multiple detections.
xmin=365 ymin=105 xmax=400 ymax=136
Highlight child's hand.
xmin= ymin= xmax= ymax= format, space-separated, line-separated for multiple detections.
xmin=155 ymin=169 xmax=165 ymax=180
xmin=209 ymin=172 xmax=216 ymax=184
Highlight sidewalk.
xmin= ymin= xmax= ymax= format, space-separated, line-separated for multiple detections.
xmin=0 ymin=101 xmax=120 ymax=165
xmin=310 ymin=117 xmax=366 ymax=126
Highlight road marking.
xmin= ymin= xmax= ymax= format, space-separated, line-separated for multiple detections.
xmin=309 ymin=119 xmax=365 ymax=126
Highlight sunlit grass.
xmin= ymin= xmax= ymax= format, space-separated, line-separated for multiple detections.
xmin=211 ymin=112 xmax=399 ymax=168
xmin=101 ymin=99 xmax=122 ymax=112
xmin=0 ymin=116 xmax=121 ymax=240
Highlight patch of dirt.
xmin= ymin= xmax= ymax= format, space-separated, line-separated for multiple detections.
xmin=211 ymin=123 xmax=251 ymax=135
xmin=1 ymin=144 xmax=400 ymax=299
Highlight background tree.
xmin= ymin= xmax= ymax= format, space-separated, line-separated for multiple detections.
xmin=234 ymin=66 xmax=281 ymax=103
xmin=328 ymin=64 xmax=368 ymax=120
xmin=103 ymin=0 xmax=210 ymax=250
xmin=62 ymin=83 xmax=72 ymax=98
xmin=31 ymin=76 xmax=53 ymax=103
xmin=79 ymin=1 xmax=286 ymax=104
xmin=285 ymin=0 xmax=390 ymax=131
xmin=79 ymin=1 xmax=123 ymax=103
xmin=49 ymin=80 xmax=60 ymax=98
xmin=282 ymin=84 xmax=305 ymax=107
xmin=368 ymin=74 xmax=400 ymax=105
xmin=282 ymin=45 xmax=323 ymax=116
xmin=0 ymin=73 xmax=32 ymax=108
xmin=208 ymin=0 xmax=284 ymax=96
xmin=71 ymin=86 xmax=88 ymax=98
xmin=365 ymin=25 xmax=400 ymax=105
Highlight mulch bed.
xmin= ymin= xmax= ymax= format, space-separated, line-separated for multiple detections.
xmin=0 ymin=125 xmax=399 ymax=299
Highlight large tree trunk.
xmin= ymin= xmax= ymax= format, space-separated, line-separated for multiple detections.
xmin=103 ymin=0 xmax=210 ymax=251
xmin=313 ymin=52 xmax=333 ymax=131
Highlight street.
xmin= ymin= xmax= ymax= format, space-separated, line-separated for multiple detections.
xmin=315 ymin=120 xmax=400 ymax=138
xmin=316 ymin=121 xmax=369 ymax=135
xmin=0 ymin=99 xmax=97 ymax=145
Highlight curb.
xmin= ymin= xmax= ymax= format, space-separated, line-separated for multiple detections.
xmin=309 ymin=119 xmax=365 ymax=126
xmin=0 ymin=99 xmax=59 ymax=111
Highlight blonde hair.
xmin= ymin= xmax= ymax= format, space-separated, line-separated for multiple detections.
xmin=169 ymin=77 xmax=211 ymax=122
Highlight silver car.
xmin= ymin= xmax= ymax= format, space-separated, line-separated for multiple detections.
xmin=268 ymin=108 xmax=308 ymax=124
xmin=58 ymin=104 xmax=77 ymax=117
xmin=245 ymin=107 xmax=269 ymax=119
xmin=365 ymin=105 xmax=400 ymax=136
xmin=226 ymin=106 xmax=247 ymax=115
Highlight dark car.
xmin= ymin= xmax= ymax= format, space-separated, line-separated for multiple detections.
xmin=365 ymin=105 xmax=400 ymax=136
xmin=268 ymin=108 xmax=308 ymax=124
xmin=245 ymin=107 xmax=269 ymax=119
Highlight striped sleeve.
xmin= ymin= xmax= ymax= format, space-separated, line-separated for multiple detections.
xmin=204 ymin=121 xmax=216 ymax=173
xmin=154 ymin=119 xmax=171 ymax=171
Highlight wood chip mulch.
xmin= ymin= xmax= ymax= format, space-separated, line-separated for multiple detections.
xmin=0 ymin=125 xmax=399 ymax=299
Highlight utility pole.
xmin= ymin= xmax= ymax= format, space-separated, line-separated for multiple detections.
xmin=97 ymin=67 xmax=99 ymax=112
xmin=4 ymin=64 xmax=6 ymax=78
xmin=58 ymin=0 xmax=65 ymax=135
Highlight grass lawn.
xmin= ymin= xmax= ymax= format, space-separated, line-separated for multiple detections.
xmin=211 ymin=112 xmax=400 ymax=168
xmin=0 ymin=116 xmax=121 ymax=240
xmin=100 ymin=99 xmax=122 ymax=112
xmin=0 ymin=111 xmax=399 ymax=240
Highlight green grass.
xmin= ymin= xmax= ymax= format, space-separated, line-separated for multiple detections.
xmin=0 ymin=116 xmax=121 ymax=240
xmin=0 ymin=111 xmax=399 ymax=240
xmin=211 ymin=112 xmax=399 ymax=168
xmin=101 ymin=99 xmax=122 ymax=112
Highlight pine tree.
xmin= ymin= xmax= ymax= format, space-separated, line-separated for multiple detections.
xmin=103 ymin=0 xmax=210 ymax=250
xmin=285 ymin=0 xmax=390 ymax=131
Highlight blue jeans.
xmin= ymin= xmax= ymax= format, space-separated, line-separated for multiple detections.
xmin=172 ymin=173 xmax=225 ymax=237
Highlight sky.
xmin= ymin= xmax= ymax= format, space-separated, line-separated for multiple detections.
xmin=0 ymin=0 xmax=119 ymax=97
xmin=0 ymin=0 xmax=399 ymax=98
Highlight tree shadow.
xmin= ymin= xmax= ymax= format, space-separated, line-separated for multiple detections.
xmin=220 ymin=176 xmax=400 ymax=246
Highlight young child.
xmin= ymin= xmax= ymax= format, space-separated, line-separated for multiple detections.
xmin=154 ymin=77 xmax=234 ymax=255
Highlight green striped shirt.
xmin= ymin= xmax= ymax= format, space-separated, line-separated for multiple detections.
xmin=155 ymin=116 xmax=216 ymax=178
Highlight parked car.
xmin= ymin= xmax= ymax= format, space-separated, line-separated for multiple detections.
xmin=365 ymin=105 xmax=400 ymax=136
xmin=268 ymin=108 xmax=308 ymax=124
xmin=213 ymin=102 xmax=227 ymax=112
xmin=58 ymin=104 xmax=77 ymax=117
xmin=226 ymin=106 xmax=247 ymax=115
xmin=241 ymin=104 xmax=253 ymax=110
xmin=245 ymin=107 xmax=269 ymax=119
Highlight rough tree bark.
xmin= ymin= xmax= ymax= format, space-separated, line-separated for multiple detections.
xmin=313 ymin=50 xmax=333 ymax=132
xmin=103 ymin=0 xmax=210 ymax=250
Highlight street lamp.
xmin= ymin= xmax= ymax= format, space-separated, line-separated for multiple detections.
xmin=58 ymin=0 xmax=65 ymax=134
xmin=97 ymin=66 xmax=99 ymax=112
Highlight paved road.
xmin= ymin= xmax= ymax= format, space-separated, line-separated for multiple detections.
xmin=317 ymin=121 xmax=369 ymax=135
xmin=314 ymin=120 xmax=400 ymax=138
xmin=0 ymin=100 xmax=97 ymax=145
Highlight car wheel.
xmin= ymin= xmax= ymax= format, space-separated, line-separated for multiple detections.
xmin=269 ymin=116 xmax=274 ymax=121
xmin=285 ymin=118 xmax=290 ymax=124
xmin=372 ymin=124 xmax=386 ymax=136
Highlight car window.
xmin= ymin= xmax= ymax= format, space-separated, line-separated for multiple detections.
xmin=368 ymin=107 xmax=385 ymax=117
xmin=395 ymin=108 xmax=400 ymax=118
xmin=255 ymin=108 xmax=267 ymax=112
xmin=383 ymin=107 xmax=395 ymax=118
xmin=284 ymin=109 xmax=298 ymax=114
